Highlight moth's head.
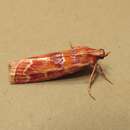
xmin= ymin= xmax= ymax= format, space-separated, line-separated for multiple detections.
xmin=97 ymin=49 xmax=110 ymax=59
xmin=89 ymin=49 xmax=110 ymax=59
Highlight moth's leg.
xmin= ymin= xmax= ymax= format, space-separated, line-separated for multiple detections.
xmin=88 ymin=63 xmax=98 ymax=100
xmin=90 ymin=70 xmax=98 ymax=85
xmin=97 ymin=64 xmax=113 ymax=85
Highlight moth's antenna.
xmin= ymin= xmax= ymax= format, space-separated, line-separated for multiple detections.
xmin=69 ymin=41 xmax=74 ymax=49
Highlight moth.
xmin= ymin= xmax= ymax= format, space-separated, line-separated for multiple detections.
xmin=9 ymin=45 xmax=112 ymax=100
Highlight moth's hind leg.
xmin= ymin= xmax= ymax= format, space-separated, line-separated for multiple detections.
xmin=97 ymin=64 xmax=113 ymax=85
xmin=88 ymin=63 xmax=98 ymax=100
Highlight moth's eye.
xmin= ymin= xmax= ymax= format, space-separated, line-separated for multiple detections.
xmin=99 ymin=49 xmax=105 ymax=58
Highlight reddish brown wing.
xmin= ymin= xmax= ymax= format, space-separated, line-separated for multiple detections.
xmin=9 ymin=46 xmax=99 ymax=84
